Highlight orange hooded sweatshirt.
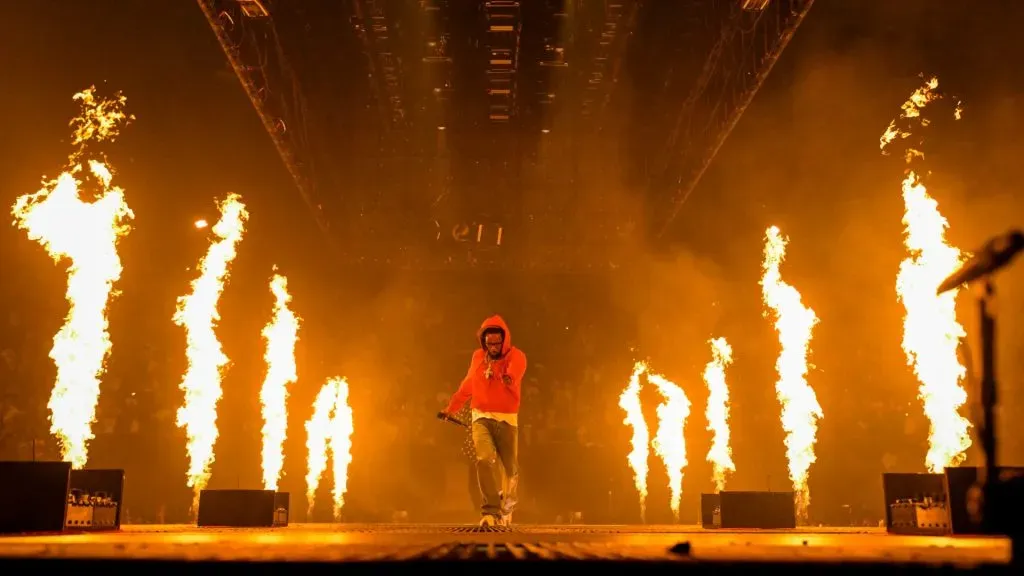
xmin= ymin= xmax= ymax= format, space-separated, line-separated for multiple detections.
xmin=445 ymin=315 xmax=527 ymax=415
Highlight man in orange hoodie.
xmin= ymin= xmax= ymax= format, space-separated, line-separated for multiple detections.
xmin=440 ymin=315 xmax=527 ymax=527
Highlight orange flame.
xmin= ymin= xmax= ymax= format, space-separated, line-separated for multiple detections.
xmin=174 ymin=193 xmax=248 ymax=510
xmin=620 ymin=361 xmax=690 ymax=522
xmin=703 ymin=337 xmax=735 ymax=492
xmin=618 ymin=361 xmax=650 ymax=521
xmin=11 ymin=87 xmax=134 ymax=468
xmin=260 ymin=272 xmax=301 ymax=491
xmin=305 ymin=377 xmax=354 ymax=520
xmin=647 ymin=369 xmax=690 ymax=522
xmin=881 ymin=77 xmax=971 ymax=473
xmin=330 ymin=379 xmax=354 ymax=519
xmin=761 ymin=226 xmax=822 ymax=522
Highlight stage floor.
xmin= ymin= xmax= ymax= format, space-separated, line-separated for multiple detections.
xmin=0 ymin=524 xmax=1012 ymax=564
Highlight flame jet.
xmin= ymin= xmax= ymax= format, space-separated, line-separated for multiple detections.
xmin=881 ymin=77 xmax=971 ymax=473
xmin=11 ymin=87 xmax=134 ymax=468
xmin=647 ymin=369 xmax=690 ymax=522
xmin=761 ymin=226 xmax=822 ymax=522
xmin=703 ymin=337 xmax=735 ymax=492
xmin=306 ymin=377 xmax=355 ymax=520
xmin=619 ymin=361 xmax=650 ymax=521
xmin=174 ymin=193 xmax=248 ymax=509
xmin=261 ymin=272 xmax=301 ymax=492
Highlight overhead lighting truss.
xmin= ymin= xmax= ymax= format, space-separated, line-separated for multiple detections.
xmin=350 ymin=0 xmax=407 ymax=128
xmin=196 ymin=0 xmax=333 ymax=245
xmin=577 ymin=1 xmax=638 ymax=130
xmin=534 ymin=0 xmax=567 ymax=133
xmin=421 ymin=0 xmax=454 ymax=128
xmin=655 ymin=0 xmax=816 ymax=237
xmin=484 ymin=1 xmax=523 ymax=123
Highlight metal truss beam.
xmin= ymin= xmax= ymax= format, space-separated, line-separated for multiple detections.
xmin=534 ymin=0 xmax=568 ymax=131
xmin=350 ymin=0 xmax=407 ymax=129
xmin=196 ymin=0 xmax=334 ymax=245
xmin=655 ymin=0 xmax=816 ymax=238
xmin=484 ymin=1 xmax=523 ymax=124
xmin=421 ymin=0 xmax=454 ymax=127
xmin=576 ymin=0 xmax=638 ymax=130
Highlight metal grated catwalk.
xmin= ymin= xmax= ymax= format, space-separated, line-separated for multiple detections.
xmin=337 ymin=524 xmax=515 ymax=534
xmin=326 ymin=523 xmax=879 ymax=535
xmin=414 ymin=541 xmax=670 ymax=561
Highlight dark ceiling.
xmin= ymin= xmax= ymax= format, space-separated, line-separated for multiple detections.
xmin=199 ymin=0 xmax=813 ymax=270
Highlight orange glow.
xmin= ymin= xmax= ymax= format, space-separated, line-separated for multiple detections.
xmin=620 ymin=361 xmax=690 ymax=522
xmin=881 ymin=77 xmax=971 ymax=473
xmin=703 ymin=337 xmax=735 ymax=492
xmin=619 ymin=361 xmax=650 ymax=521
xmin=260 ymin=272 xmax=301 ymax=492
xmin=761 ymin=225 xmax=822 ymax=522
xmin=306 ymin=377 xmax=354 ymax=520
xmin=11 ymin=87 xmax=134 ymax=469
xmin=646 ymin=368 xmax=690 ymax=522
xmin=174 ymin=193 xmax=249 ymax=511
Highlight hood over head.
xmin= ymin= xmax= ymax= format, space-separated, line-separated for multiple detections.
xmin=477 ymin=315 xmax=512 ymax=356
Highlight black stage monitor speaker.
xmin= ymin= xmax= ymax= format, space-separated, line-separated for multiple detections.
xmin=0 ymin=461 xmax=71 ymax=533
xmin=197 ymin=489 xmax=290 ymax=527
xmin=701 ymin=491 xmax=796 ymax=529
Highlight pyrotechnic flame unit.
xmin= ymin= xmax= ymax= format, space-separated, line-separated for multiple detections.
xmin=0 ymin=461 xmax=125 ymax=534
xmin=6 ymin=87 xmax=358 ymax=531
xmin=883 ymin=227 xmax=1024 ymax=542
xmin=883 ymin=473 xmax=950 ymax=536
xmin=196 ymin=489 xmax=290 ymax=528
xmin=874 ymin=71 xmax=1024 ymax=547
xmin=881 ymin=467 xmax=1024 ymax=537
xmin=700 ymin=491 xmax=797 ymax=530
xmin=2 ymin=87 xmax=133 ymax=535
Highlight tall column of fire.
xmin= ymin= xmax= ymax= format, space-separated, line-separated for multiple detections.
xmin=329 ymin=379 xmax=355 ymax=520
xmin=703 ymin=337 xmax=735 ymax=491
xmin=174 ymin=194 xmax=248 ymax=509
xmin=761 ymin=226 xmax=822 ymax=521
xmin=646 ymin=369 xmax=691 ymax=522
xmin=619 ymin=361 xmax=651 ymax=521
xmin=11 ymin=87 xmax=134 ymax=468
xmin=306 ymin=376 xmax=355 ymax=520
xmin=261 ymin=272 xmax=301 ymax=492
xmin=620 ymin=361 xmax=690 ymax=521
xmin=880 ymin=77 xmax=971 ymax=473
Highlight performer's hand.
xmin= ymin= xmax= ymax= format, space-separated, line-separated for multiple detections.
xmin=502 ymin=374 xmax=513 ymax=386
xmin=437 ymin=411 xmax=449 ymax=420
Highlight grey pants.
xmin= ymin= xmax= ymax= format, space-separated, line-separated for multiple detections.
xmin=472 ymin=418 xmax=519 ymax=518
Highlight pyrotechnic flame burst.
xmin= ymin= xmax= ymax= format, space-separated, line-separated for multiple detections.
xmin=620 ymin=361 xmax=690 ymax=522
xmin=647 ymin=369 xmax=690 ymax=522
xmin=881 ymin=76 xmax=971 ymax=473
xmin=619 ymin=362 xmax=650 ymax=521
xmin=11 ymin=87 xmax=134 ymax=469
xmin=174 ymin=193 xmax=248 ymax=510
xmin=260 ymin=272 xmax=301 ymax=492
xmin=761 ymin=226 xmax=822 ymax=522
xmin=703 ymin=337 xmax=735 ymax=492
xmin=306 ymin=377 xmax=354 ymax=520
